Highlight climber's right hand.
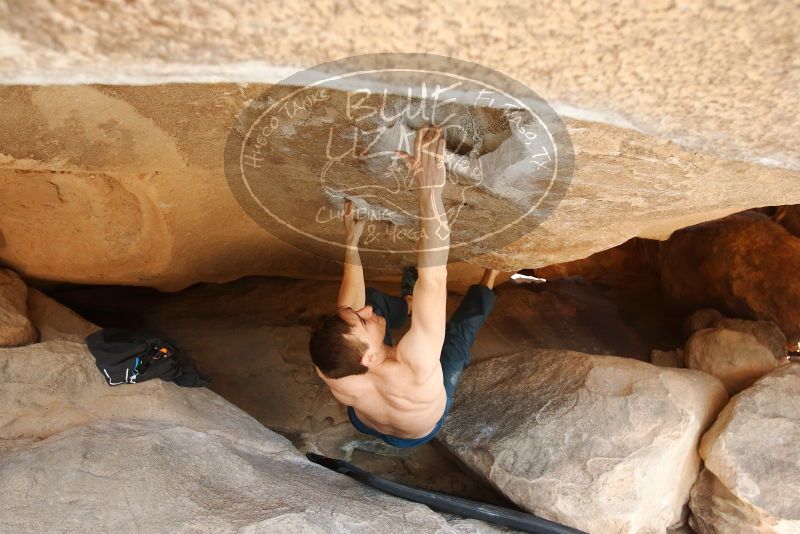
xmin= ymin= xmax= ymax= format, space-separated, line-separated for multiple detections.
xmin=395 ymin=126 xmax=446 ymax=198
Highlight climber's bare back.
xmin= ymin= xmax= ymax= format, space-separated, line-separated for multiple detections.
xmin=318 ymin=335 xmax=448 ymax=438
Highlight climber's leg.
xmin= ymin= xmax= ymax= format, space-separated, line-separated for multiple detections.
xmin=365 ymin=287 xmax=408 ymax=346
xmin=439 ymin=282 xmax=496 ymax=400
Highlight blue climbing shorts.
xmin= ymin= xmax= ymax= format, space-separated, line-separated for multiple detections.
xmin=347 ymin=284 xmax=495 ymax=448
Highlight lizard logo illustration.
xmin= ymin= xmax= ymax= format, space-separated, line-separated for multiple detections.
xmin=224 ymin=53 xmax=573 ymax=268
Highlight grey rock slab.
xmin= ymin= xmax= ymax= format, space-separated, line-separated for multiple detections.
xmin=0 ymin=420 xmax=458 ymax=533
xmin=439 ymin=349 xmax=729 ymax=533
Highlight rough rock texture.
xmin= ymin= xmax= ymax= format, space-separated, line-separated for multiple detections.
xmin=684 ymin=311 xmax=788 ymax=361
xmin=1 ymin=0 xmax=796 ymax=171
xmin=0 ymin=340 xmax=278 ymax=441
xmin=26 ymin=287 xmax=99 ymax=342
xmin=774 ymin=205 xmax=800 ymax=238
xmin=693 ymin=363 xmax=800 ymax=533
xmin=689 ymin=468 xmax=780 ymax=534
xmin=438 ymin=350 xmax=729 ymax=533
xmin=529 ymin=237 xmax=685 ymax=357
xmin=474 ymin=277 xmax=670 ymax=360
xmin=712 ymin=319 xmax=788 ymax=361
xmin=684 ymin=309 xmax=726 ymax=338
xmin=651 ymin=348 xmax=684 ymax=368
xmin=0 ymin=419 xmax=463 ymax=533
xmin=532 ymin=238 xmax=661 ymax=288
xmin=0 ymin=267 xmax=36 ymax=346
xmin=661 ymin=212 xmax=800 ymax=350
xmin=0 ymin=331 xmax=469 ymax=531
xmin=2 ymin=85 xmax=799 ymax=290
xmin=685 ymin=329 xmax=780 ymax=395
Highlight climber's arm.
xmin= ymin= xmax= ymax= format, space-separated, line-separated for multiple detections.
xmin=396 ymin=127 xmax=450 ymax=380
xmin=396 ymin=270 xmax=447 ymax=381
xmin=337 ymin=200 xmax=366 ymax=310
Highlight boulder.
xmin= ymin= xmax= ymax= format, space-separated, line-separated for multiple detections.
xmin=532 ymin=238 xmax=661 ymax=289
xmin=651 ymin=348 xmax=684 ymax=368
xmin=44 ymin=273 xmax=679 ymax=500
xmin=26 ymin=287 xmax=100 ymax=342
xmin=685 ymin=329 xmax=780 ymax=395
xmin=0 ymin=421 xmax=458 ymax=533
xmin=695 ymin=363 xmax=800 ymax=533
xmin=0 ymin=339 xmax=312 ymax=444
xmin=685 ymin=310 xmax=787 ymax=361
xmin=1 ymin=0 xmax=796 ymax=172
xmin=684 ymin=309 xmax=725 ymax=338
xmin=774 ymin=205 xmax=800 ymax=238
xmin=712 ymin=318 xmax=787 ymax=360
xmin=689 ymin=468 xmax=779 ymax=534
xmin=438 ymin=349 xmax=729 ymax=533
xmin=661 ymin=212 xmax=800 ymax=350
xmin=0 ymin=339 xmax=464 ymax=532
xmin=0 ymin=268 xmax=36 ymax=346
xmin=2 ymin=85 xmax=800 ymax=290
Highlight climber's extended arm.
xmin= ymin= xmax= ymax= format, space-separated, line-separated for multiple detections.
xmin=337 ymin=199 xmax=366 ymax=310
xmin=396 ymin=126 xmax=450 ymax=379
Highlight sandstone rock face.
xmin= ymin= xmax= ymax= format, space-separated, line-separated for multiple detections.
xmin=0 ymin=340 xmax=275 ymax=441
xmin=712 ymin=318 xmax=787 ymax=360
xmin=661 ymin=212 xmax=800 ymax=350
xmin=2 ymin=85 xmax=800 ymax=290
xmin=774 ymin=205 xmax=800 ymax=238
xmin=651 ymin=348 xmax=684 ymax=368
xmin=0 ymin=268 xmax=36 ymax=346
xmin=533 ymin=238 xmax=661 ymax=288
xmin=684 ymin=309 xmax=725 ymax=338
xmin=685 ymin=328 xmax=780 ymax=395
xmin=0 ymin=419 xmax=459 ymax=533
xmin=438 ymin=350 xmax=729 ymax=533
xmin=0 ymin=335 xmax=465 ymax=531
xmin=26 ymin=287 xmax=100 ymax=342
xmin=1 ymin=0 xmax=796 ymax=172
xmin=693 ymin=363 xmax=800 ymax=533
xmin=689 ymin=468 xmax=777 ymax=534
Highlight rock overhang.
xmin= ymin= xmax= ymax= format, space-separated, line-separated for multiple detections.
xmin=1 ymin=82 xmax=800 ymax=289
xmin=1 ymin=1 xmax=798 ymax=288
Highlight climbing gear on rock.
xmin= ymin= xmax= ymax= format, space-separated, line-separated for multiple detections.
xmin=85 ymin=328 xmax=212 ymax=388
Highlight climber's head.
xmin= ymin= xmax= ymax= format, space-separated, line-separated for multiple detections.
xmin=309 ymin=305 xmax=387 ymax=379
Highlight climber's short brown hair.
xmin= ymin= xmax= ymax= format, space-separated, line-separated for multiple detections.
xmin=309 ymin=311 xmax=369 ymax=379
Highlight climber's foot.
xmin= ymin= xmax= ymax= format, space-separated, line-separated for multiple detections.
xmin=480 ymin=268 xmax=500 ymax=290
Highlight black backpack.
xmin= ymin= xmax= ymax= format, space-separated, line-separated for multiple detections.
xmin=85 ymin=328 xmax=211 ymax=388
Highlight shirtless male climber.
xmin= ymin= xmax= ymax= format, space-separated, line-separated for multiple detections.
xmin=309 ymin=125 xmax=500 ymax=448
